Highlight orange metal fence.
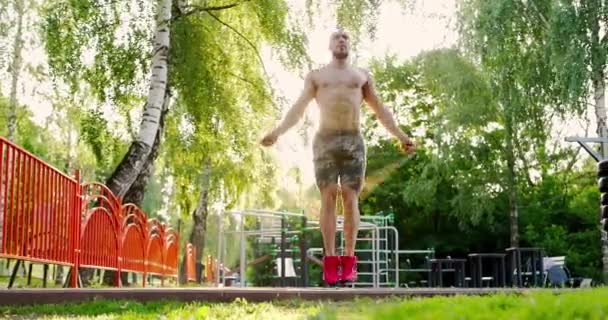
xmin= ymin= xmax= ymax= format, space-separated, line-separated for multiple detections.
xmin=205 ymin=254 xmax=217 ymax=283
xmin=185 ymin=243 xmax=197 ymax=282
xmin=0 ymin=137 xmax=180 ymax=287
xmin=121 ymin=204 xmax=147 ymax=275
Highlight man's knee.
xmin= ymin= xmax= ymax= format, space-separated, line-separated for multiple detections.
xmin=320 ymin=184 xmax=339 ymax=202
xmin=341 ymin=186 xmax=360 ymax=207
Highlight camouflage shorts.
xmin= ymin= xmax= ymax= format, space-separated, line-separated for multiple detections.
xmin=312 ymin=130 xmax=366 ymax=192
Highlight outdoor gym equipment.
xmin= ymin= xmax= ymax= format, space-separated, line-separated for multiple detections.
xmin=216 ymin=209 xmax=309 ymax=287
xmin=215 ymin=208 xmax=435 ymax=289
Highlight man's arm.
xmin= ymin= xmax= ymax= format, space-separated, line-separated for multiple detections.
xmin=271 ymin=71 xmax=316 ymax=136
xmin=361 ymin=69 xmax=412 ymax=144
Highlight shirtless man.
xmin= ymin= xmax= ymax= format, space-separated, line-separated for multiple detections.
xmin=261 ymin=30 xmax=415 ymax=286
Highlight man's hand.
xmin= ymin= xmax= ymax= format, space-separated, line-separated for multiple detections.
xmin=362 ymin=69 xmax=416 ymax=156
xmin=261 ymin=130 xmax=279 ymax=147
xmin=399 ymin=136 xmax=416 ymax=154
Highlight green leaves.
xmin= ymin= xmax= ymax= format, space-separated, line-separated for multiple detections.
xmin=357 ymin=0 xmax=603 ymax=276
xmin=412 ymin=49 xmax=496 ymax=128
xmin=42 ymin=0 xmax=152 ymax=102
xmin=165 ymin=0 xmax=316 ymax=214
xmin=363 ymin=49 xmax=504 ymax=229
xmin=41 ymin=0 xmax=152 ymax=182
xmin=334 ymin=0 xmax=381 ymax=43
xmin=80 ymin=108 xmax=128 ymax=177
xmin=304 ymin=0 xmax=417 ymax=49
xmin=545 ymin=0 xmax=606 ymax=115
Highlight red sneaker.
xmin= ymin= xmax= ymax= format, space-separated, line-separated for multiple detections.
xmin=322 ymin=256 xmax=340 ymax=286
xmin=340 ymin=255 xmax=357 ymax=283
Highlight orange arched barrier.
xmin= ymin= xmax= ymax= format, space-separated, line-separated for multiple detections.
xmin=0 ymin=137 xmax=180 ymax=287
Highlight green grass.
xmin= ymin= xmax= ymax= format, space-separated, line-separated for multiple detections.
xmin=367 ymin=288 xmax=608 ymax=320
xmin=2 ymin=288 xmax=608 ymax=319
xmin=0 ymin=299 xmax=326 ymax=320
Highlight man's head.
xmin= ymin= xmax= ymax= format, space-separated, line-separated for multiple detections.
xmin=329 ymin=29 xmax=350 ymax=60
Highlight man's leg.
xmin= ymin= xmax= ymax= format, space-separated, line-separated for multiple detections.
xmin=312 ymin=133 xmax=341 ymax=285
xmin=319 ymin=184 xmax=339 ymax=256
xmin=338 ymin=133 xmax=366 ymax=283
xmin=339 ymin=185 xmax=361 ymax=283
xmin=341 ymin=186 xmax=360 ymax=257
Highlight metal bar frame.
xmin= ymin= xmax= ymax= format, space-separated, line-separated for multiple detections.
xmin=219 ymin=209 xmax=404 ymax=289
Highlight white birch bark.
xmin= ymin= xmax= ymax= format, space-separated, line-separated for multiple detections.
xmin=104 ymin=0 xmax=172 ymax=199
xmin=595 ymin=78 xmax=607 ymax=157
xmin=136 ymin=0 xmax=171 ymax=147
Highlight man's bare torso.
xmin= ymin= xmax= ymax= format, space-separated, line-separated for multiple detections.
xmin=311 ymin=65 xmax=368 ymax=132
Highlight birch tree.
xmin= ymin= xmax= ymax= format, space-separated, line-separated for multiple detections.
xmin=102 ymin=0 xmax=171 ymax=199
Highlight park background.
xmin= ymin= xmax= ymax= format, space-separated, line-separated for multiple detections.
xmin=0 ymin=0 xmax=606 ymax=288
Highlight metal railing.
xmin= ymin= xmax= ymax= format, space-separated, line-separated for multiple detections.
xmin=0 ymin=137 xmax=179 ymax=287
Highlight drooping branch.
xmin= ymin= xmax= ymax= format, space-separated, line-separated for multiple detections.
xmin=225 ymin=70 xmax=274 ymax=102
xmin=174 ymin=0 xmax=253 ymax=21
xmin=203 ymin=9 xmax=285 ymax=110
xmin=204 ymin=11 xmax=270 ymax=83
xmin=172 ymin=0 xmax=277 ymax=104
xmin=196 ymin=22 xmax=273 ymax=102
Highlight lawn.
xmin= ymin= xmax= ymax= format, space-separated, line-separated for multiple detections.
xmin=1 ymin=287 xmax=607 ymax=319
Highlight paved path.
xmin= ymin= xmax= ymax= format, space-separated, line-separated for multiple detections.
xmin=0 ymin=287 xmax=554 ymax=306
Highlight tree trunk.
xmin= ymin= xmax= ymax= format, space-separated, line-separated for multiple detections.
xmin=179 ymin=252 xmax=188 ymax=284
xmin=8 ymin=0 xmax=24 ymax=141
xmin=505 ymin=112 xmax=519 ymax=248
xmin=80 ymin=0 xmax=171 ymax=287
xmin=187 ymin=160 xmax=212 ymax=283
xmin=104 ymin=0 xmax=171 ymax=200
xmin=594 ymin=74 xmax=608 ymax=157
xmin=102 ymin=91 xmax=170 ymax=286
xmin=121 ymin=91 xmax=170 ymax=207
